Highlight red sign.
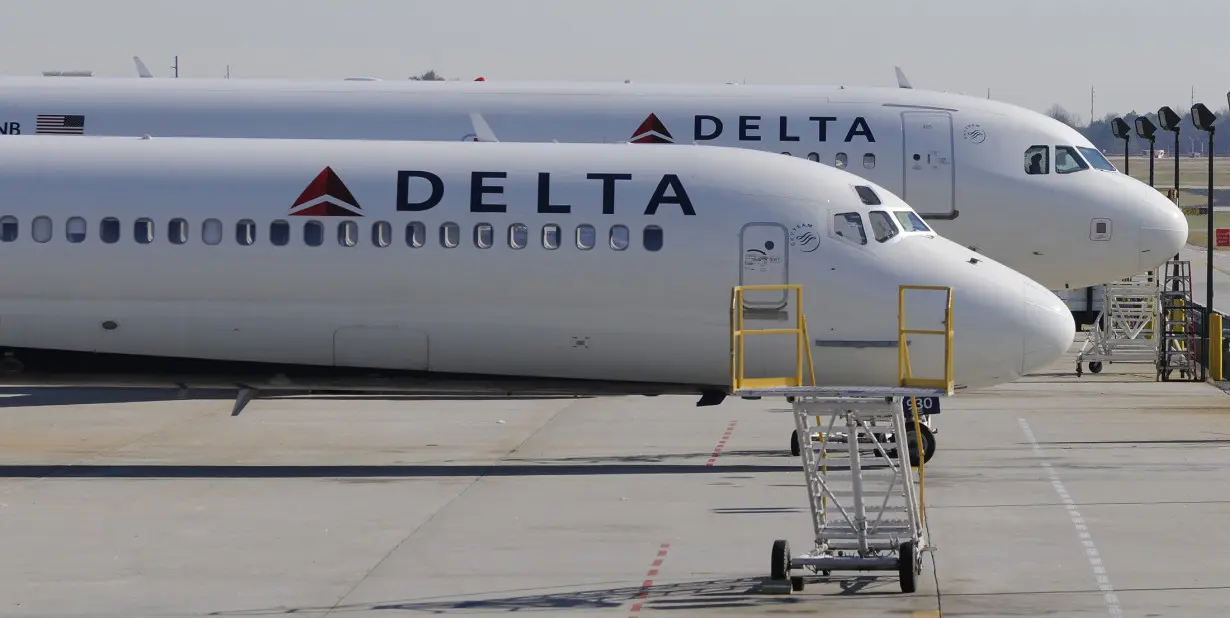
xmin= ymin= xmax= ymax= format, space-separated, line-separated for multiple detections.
xmin=1217 ymin=228 xmax=1230 ymax=247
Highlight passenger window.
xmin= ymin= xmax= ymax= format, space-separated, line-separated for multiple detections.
xmin=133 ymin=218 xmax=153 ymax=244
xmin=1055 ymin=146 xmax=1089 ymax=174
xmin=863 ymin=153 xmax=876 ymax=169
xmin=474 ymin=223 xmax=494 ymax=249
xmin=66 ymin=216 xmax=86 ymax=243
xmin=0 ymin=216 xmax=16 ymax=242
xmin=303 ymin=220 xmax=323 ymax=247
xmin=868 ymin=211 xmax=899 ymax=243
xmin=576 ymin=224 xmax=595 ymax=250
xmin=32 ymin=216 xmax=52 ymax=243
xmin=405 ymin=221 xmax=425 ymax=248
xmin=168 ymin=218 xmax=187 ymax=245
xmin=542 ymin=224 xmax=560 ymax=250
xmin=372 ymin=221 xmax=391 ymax=247
xmin=610 ymin=225 xmax=629 ymax=250
xmin=643 ymin=225 xmax=664 ymax=252
xmin=202 ymin=218 xmax=222 ymax=245
xmin=270 ymin=220 xmax=290 ymax=246
xmin=236 ymin=219 xmax=256 ymax=246
xmin=101 ymin=217 xmax=120 ymax=244
xmin=1024 ymin=145 xmax=1049 ymax=174
xmin=893 ymin=210 xmax=932 ymax=233
xmin=835 ymin=153 xmax=848 ymax=169
xmin=854 ymin=185 xmax=881 ymax=206
xmin=440 ymin=222 xmax=459 ymax=248
xmin=832 ymin=212 xmax=867 ymax=245
xmin=508 ymin=223 xmax=528 ymax=249
xmin=807 ymin=152 xmax=820 ymax=162
xmin=338 ymin=220 xmax=357 ymax=247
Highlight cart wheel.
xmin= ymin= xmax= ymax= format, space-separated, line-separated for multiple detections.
xmin=897 ymin=541 xmax=917 ymax=593
xmin=791 ymin=575 xmax=804 ymax=591
xmin=771 ymin=539 xmax=790 ymax=581
xmin=1089 ymin=361 xmax=1103 ymax=374
xmin=790 ymin=430 xmax=800 ymax=457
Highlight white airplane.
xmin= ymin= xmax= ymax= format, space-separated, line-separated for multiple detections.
xmin=0 ymin=135 xmax=1073 ymax=413
xmin=0 ymin=76 xmax=1187 ymax=292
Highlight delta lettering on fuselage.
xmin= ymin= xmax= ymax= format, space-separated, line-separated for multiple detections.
xmin=692 ymin=115 xmax=875 ymax=143
xmin=395 ymin=170 xmax=696 ymax=216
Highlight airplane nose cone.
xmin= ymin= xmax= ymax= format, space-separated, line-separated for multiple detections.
xmin=1139 ymin=192 xmax=1189 ymax=271
xmin=1021 ymin=281 xmax=1076 ymax=375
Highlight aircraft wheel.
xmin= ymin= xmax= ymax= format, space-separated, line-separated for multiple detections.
xmin=1089 ymin=361 xmax=1103 ymax=374
xmin=790 ymin=430 xmax=800 ymax=456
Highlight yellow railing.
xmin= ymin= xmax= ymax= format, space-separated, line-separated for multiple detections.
xmin=729 ymin=285 xmax=816 ymax=392
xmin=897 ymin=285 xmax=955 ymax=395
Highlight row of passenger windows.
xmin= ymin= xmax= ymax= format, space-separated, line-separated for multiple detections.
xmin=0 ymin=216 xmax=666 ymax=252
xmin=1023 ymin=144 xmax=1118 ymax=175
xmin=781 ymin=151 xmax=877 ymax=170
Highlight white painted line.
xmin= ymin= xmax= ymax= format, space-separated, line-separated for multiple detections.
xmin=1019 ymin=418 xmax=1123 ymax=618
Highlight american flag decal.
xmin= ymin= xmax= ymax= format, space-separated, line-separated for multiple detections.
xmin=35 ymin=114 xmax=84 ymax=135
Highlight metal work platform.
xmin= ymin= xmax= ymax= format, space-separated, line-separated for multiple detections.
xmin=1158 ymin=260 xmax=1200 ymax=381
xmin=729 ymin=284 xmax=952 ymax=594
xmin=1076 ymin=270 xmax=1160 ymax=376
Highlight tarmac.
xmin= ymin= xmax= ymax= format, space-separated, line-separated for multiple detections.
xmin=0 ymin=340 xmax=1229 ymax=617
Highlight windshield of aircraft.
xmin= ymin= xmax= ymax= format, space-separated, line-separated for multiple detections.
xmin=1076 ymin=146 xmax=1118 ymax=172
xmin=1055 ymin=146 xmax=1091 ymax=174
xmin=892 ymin=209 xmax=931 ymax=233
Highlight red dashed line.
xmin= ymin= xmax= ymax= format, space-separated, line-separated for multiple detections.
xmin=629 ymin=542 xmax=671 ymax=617
xmin=705 ymin=421 xmax=738 ymax=466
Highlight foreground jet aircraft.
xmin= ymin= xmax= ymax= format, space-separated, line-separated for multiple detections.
xmin=0 ymin=76 xmax=1186 ymax=290
xmin=0 ymin=136 xmax=1073 ymax=405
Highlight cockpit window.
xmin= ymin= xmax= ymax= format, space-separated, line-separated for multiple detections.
xmin=893 ymin=210 xmax=931 ymax=233
xmin=832 ymin=212 xmax=867 ymax=245
xmin=854 ymin=185 xmax=881 ymax=205
xmin=1077 ymin=146 xmax=1117 ymax=172
xmin=1025 ymin=145 xmax=1049 ymax=174
xmin=1055 ymin=146 xmax=1089 ymax=174
xmin=868 ymin=211 xmax=899 ymax=243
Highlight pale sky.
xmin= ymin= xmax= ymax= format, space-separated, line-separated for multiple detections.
xmin=1 ymin=0 xmax=1225 ymax=120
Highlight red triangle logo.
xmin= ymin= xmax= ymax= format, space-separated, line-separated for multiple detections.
xmin=289 ymin=167 xmax=363 ymax=217
xmin=629 ymin=113 xmax=674 ymax=144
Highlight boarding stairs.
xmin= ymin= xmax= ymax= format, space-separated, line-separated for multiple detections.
xmin=730 ymin=284 xmax=953 ymax=594
xmin=1157 ymin=260 xmax=1200 ymax=381
xmin=1076 ymin=270 xmax=1160 ymax=376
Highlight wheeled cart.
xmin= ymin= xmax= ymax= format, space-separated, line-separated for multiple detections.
xmin=751 ymin=388 xmax=939 ymax=593
xmin=728 ymin=283 xmax=954 ymax=595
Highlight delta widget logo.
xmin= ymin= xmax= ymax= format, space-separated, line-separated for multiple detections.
xmin=629 ymin=113 xmax=674 ymax=144
xmin=289 ymin=167 xmax=363 ymax=217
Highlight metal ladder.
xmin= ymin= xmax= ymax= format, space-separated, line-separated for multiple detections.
xmin=731 ymin=284 xmax=953 ymax=594
xmin=1076 ymin=270 xmax=1160 ymax=376
xmin=1158 ymin=260 xmax=1200 ymax=381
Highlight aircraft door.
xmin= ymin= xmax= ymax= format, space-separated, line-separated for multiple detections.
xmin=902 ymin=111 xmax=956 ymax=218
xmin=739 ymin=223 xmax=789 ymax=309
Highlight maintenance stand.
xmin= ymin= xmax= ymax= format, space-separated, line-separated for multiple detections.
xmin=730 ymin=284 xmax=953 ymax=594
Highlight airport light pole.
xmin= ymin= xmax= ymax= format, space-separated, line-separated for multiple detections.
xmin=1191 ymin=102 xmax=1218 ymax=381
xmin=1135 ymin=116 xmax=1158 ymax=188
xmin=1159 ymin=106 xmax=1183 ymax=263
xmin=1111 ymin=117 xmax=1132 ymax=175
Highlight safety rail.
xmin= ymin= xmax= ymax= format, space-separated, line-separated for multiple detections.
xmin=897 ymin=285 xmax=955 ymax=395
xmin=730 ymin=285 xmax=816 ymax=392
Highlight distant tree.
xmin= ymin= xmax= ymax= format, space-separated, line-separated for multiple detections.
xmin=409 ymin=69 xmax=445 ymax=81
xmin=1045 ymin=104 xmax=1080 ymax=128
